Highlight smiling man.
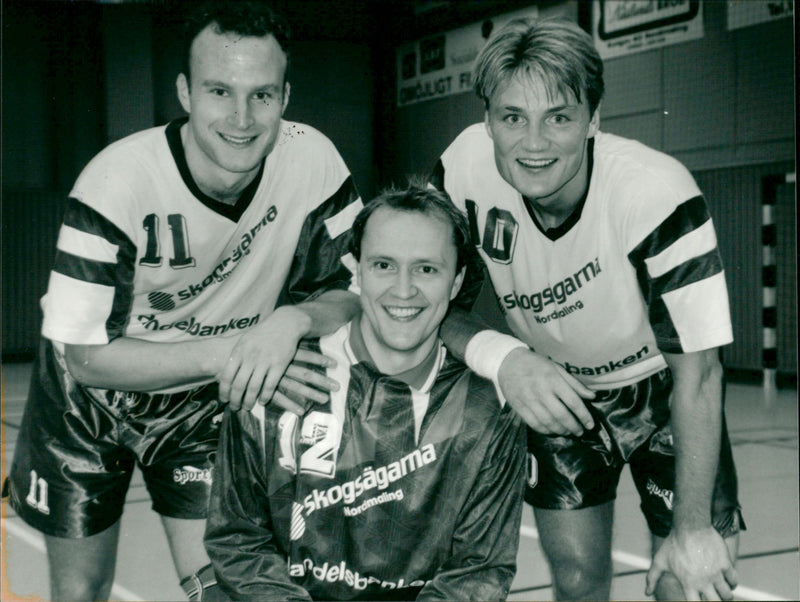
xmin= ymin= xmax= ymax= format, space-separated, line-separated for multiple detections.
xmin=205 ymin=184 xmax=526 ymax=601
xmin=431 ymin=17 xmax=743 ymax=602
xmin=3 ymin=2 xmax=361 ymax=600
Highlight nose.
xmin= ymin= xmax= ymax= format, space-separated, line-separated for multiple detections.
xmin=392 ymin=269 xmax=417 ymax=299
xmin=521 ymin=120 xmax=548 ymax=152
xmin=230 ymin=98 xmax=254 ymax=129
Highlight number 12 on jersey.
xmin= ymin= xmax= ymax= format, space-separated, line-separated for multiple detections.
xmin=278 ymin=411 xmax=341 ymax=478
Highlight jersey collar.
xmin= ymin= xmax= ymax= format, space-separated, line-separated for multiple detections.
xmin=522 ymin=136 xmax=595 ymax=241
xmin=346 ymin=317 xmax=443 ymax=393
xmin=165 ymin=117 xmax=266 ymax=222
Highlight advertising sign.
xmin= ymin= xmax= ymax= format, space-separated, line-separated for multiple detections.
xmin=726 ymin=0 xmax=793 ymax=30
xmin=396 ymin=6 xmax=538 ymax=107
xmin=592 ymin=0 xmax=704 ymax=59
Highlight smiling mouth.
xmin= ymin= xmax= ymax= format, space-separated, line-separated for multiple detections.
xmin=384 ymin=306 xmax=424 ymax=320
xmin=218 ymin=133 xmax=258 ymax=147
xmin=517 ymin=158 xmax=556 ymax=169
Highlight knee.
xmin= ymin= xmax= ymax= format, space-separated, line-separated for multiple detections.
xmin=50 ymin=572 xmax=115 ymax=602
xmin=549 ymin=551 xmax=612 ymax=600
xmin=651 ymin=571 xmax=685 ymax=601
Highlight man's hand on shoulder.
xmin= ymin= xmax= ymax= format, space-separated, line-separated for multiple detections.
xmin=498 ymin=347 xmax=596 ymax=436
xmin=218 ymin=305 xmax=312 ymax=411
xmin=273 ymin=348 xmax=341 ymax=414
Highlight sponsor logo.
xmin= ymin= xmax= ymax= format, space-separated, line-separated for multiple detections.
xmin=173 ymin=466 xmax=212 ymax=486
xmin=498 ymin=258 xmax=601 ymax=318
xmin=342 ymin=489 xmax=404 ymax=517
xmin=556 ymin=345 xmax=650 ymax=376
xmin=529 ymin=301 xmax=585 ymax=324
xmin=290 ymin=502 xmax=306 ymax=540
xmin=301 ymin=444 xmax=437 ymax=518
xmin=646 ymin=478 xmax=674 ymax=511
xmin=301 ymin=422 xmax=330 ymax=448
xmin=288 ymin=558 xmax=430 ymax=592
xmin=148 ymin=291 xmax=176 ymax=311
xmin=137 ymin=313 xmax=260 ymax=337
xmin=175 ymin=206 xmax=278 ymax=301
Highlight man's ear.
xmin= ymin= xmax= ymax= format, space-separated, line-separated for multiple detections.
xmin=281 ymin=82 xmax=291 ymax=115
xmin=176 ymin=73 xmax=191 ymax=114
xmin=587 ymin=102 xmax=601 ymax=138
xmin=450 ymin=265 xmax=467 ymax=301
xmin=484 ymin=110 xmax=493 ymax=140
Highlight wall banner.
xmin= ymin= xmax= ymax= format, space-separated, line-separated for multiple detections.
xmin=396 ymin=5 xmax=538 ymax=107
xmin=726 ymin=0 xmax=793 ymax=30
xmin=592 ymin=1 xmax=704 ymax=60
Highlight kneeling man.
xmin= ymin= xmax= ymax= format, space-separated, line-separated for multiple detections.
xmin=205 ymin=184 xmax=527 ymax=601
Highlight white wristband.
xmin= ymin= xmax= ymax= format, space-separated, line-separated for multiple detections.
xmin=464 ymin=330 xmax=528 ymax=382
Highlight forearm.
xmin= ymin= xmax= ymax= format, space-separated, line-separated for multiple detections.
xmin=63 ymin=291 xmax=357 ymax=393
xmin=64 ymin=336 xmax=236 ymax=391
xmin=665 ymin=349 xmax=724 ymax=531
xmin=286 ymin=289 xmax=360 ymax=339
xmin=440 ymin=307 xmax=491 ymax=362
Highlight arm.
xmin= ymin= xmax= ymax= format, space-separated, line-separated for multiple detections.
xmin=418 ymin=409 xmax=526 ymax=601
xmin=64 ymin=335 xmax=235 ymax=392
xmin=645 ymin=348 xmax=737 ymax=600
xmin=64 ymin=290 xmax=359 ymax=410
xmin=441 ymin=307 xmax=595 ymax=435
xmin=205 ymin=408 xmax=312 ymax=601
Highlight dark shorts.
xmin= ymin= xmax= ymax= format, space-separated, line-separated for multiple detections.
xmin=4 ymin=339 xmax=224 ymax=538
xmin=525 ymin=369 xmax=744 ymax=538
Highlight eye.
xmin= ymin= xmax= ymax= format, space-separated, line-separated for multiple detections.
xmin=503 ymin=114 xmax=526 ymax=127
xmin=550 ymin=114 xmax=570 ymax=124
xmin=210 ymin=88 xmax=228 ymax=97
xmin=373 ymin=261 xmax=393 ymax=271
xmin=253 ymin=91 xmax=275 ymax=102
xmin=416 ymin=265 xmax=438 ymax=275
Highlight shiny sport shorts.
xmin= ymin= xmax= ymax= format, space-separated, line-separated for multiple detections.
xmin=4 ymin=339 xmax=224 ymax=538
xmin=525 ymin=369 xmax=744 ymax=538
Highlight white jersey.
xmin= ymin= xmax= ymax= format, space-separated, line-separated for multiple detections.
xmin=435 ymin=125 xmax=733 ymax=389
xmin=42 ymin=118 xmax=361 ymax=349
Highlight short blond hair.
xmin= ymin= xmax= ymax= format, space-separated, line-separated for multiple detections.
xmin=473 ymin=17 xmax=604 ymax=114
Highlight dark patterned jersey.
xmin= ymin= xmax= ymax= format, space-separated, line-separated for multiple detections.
xmin=432 ymin=126 xmax=733 ymax=389
xmin=205 ymin=321 xmax=527 ymax=601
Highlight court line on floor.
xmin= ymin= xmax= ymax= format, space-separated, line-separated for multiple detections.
xmin=520 ymin=525 xmax=790 ymax=601
xmin=2 ymin=518 xmax=145 ymax=602
xmin=2 ymin=508 xmax=791 ymax=601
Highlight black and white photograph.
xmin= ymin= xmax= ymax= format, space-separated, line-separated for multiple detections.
xmin=1 ymin=1 xmax=796 ymax=600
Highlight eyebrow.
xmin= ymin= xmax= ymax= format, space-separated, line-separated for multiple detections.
xmin=499 ymin=101 xmax=579 ymax=112
xmin=200 ymin=80 xmax=283 ymax=93
xmin=365 ymin=253 xmax=448 ymax=266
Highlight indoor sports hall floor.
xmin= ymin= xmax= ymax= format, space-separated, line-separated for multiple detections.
xmin=2 ymin=361 xmax=798 ymax=601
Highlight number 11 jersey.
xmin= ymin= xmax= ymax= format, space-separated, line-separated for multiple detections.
xmin=42 ymin=118 xmax=361 ymax=351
